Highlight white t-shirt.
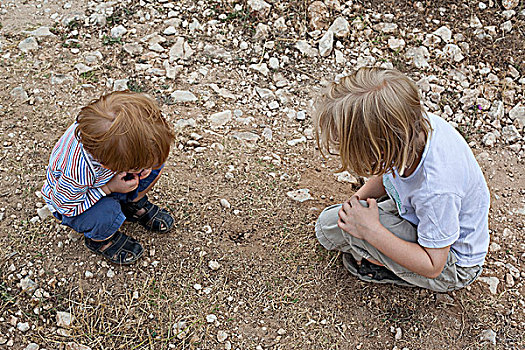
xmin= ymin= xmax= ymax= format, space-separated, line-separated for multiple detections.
xmin=383 ymin=113 xmax=490 ymax=267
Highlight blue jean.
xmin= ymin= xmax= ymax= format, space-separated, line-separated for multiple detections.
xmin=54 ymin=167 xmax=162 ymax=240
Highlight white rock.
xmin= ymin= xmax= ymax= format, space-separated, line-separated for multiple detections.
xmin=328 ymin=17 xmax=350 ymax=38
xmin=334 ymin=171 xmax=359 ymax=184
xmin=74 ymin=63 xmax=93 ymax=74
xmin=509 ymin=103 xmax=525 ymax=128
xmin=206 ymin=314 xmax=218 ymax=323
xmin=17 ymin=322 xmax=30 ymax=332
xmin=395 ymin=327 xmax=402 ymax=341
xmin=295 ymin=40 xmax=318 ymax=57
xmin=501 ymin=125 xmax=521 ymax=143
xmin=318 ymin=30 xmax=333 ymax=57
xmin=256 ymin=87 xmax=275 ymax=100
xmin=84 ymin=271 xmax=94 ymax=278
xmin=269 ymin=57 xmax=279 ymax=70
xmin=502 ymin=0 xmax=519 ymax=10
xmin=65 ymin=342 xmax=92 ymax=350
xmin=231 ymin=131 xmax=260 ymax=142
xmin=51 ymin=74 xmax=73 ymax=85
xmin=18 ymin=37 xmax=38 ymax=53
xmin=209 ymin=110 xmax=232 ymax=128
xmin=379 ymin=22 xmax=398 ymax=33
xmin=193 ymin=283 xmax=202 ymax=290
xmin=287 ymin=189 xmax=313 ymax=202
xmin=169 ymin=37 xmax=194 ymax=61
xmin=443 ymin=44 xmax=464 ymax=62
xmin=249 ymin=62 xmax=269 ymax=76
xmin=433 ymin=26 xmax=452 ymax=42
xmin=209 ymin=84 xmax=236 ymax=99
xmin=113 ymin=79 xmax=129 ymax=91
xmin=388 ymin=38 xmax=405 ymax=51
xmin=480 ymin=329 xmax=496 ymax=345
xmin=501 ymin=20 xmax=512 ymax=33
xmin=287 ymin=136 xmax=307 ymax=146
xmin=10 ymin=86 xmax=28 ymax=101
xmin=405 ymin=46 xmax=430 ymax=68
xmin=247 ymin=0 xmax=272 ymax=17
xmin=57 ymin=311 xmax=73 ymax=328
xmin=478 ymin=276 xmax=499 ymax=294
xmin=482 ymin=132 xmax=496 ymax=147
xmin=123 ymin=43 xmax=143 ymax=56
xmin=208 ymin=260 xmax=221 ymax=271
xmin=24 ymin=26 xmax=55 ymax=37
xmin=110 ymin=25 xmax=127 ymax=38
xmin=217 ymin=330 xmax=228 ymax=342
xmin=220 ymin=198 xmax=231 ymax=209
xmin=163 ymin=26 xmax=178 ymax=35
xmin=20 ymin=277 xmax=37 ymax=294
xmin=106 ymin=269 xmax=115 ymax=278
xmin=24 ymin=343 xmax=40 ymax=350
xmin=171 ymin=90 xmax=198 ymax=102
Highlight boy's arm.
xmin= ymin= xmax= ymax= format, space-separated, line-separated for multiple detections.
xmin=354 ymin=176 xmax=387 ymax=199
xmin=49 ymin=175 xmax=106 ymax=217
xmin=339 ymin=196 xmax=450 ymax=278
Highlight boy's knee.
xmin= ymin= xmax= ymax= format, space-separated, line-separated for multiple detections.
xmin=315 ymin=205 xmax=344 ymax=250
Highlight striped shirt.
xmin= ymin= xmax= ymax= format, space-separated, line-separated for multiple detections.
xmin=41 ymin=123 xmax=116 ymax=217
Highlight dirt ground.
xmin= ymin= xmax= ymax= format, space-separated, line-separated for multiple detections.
xmin=0 ymin=0 xmax=524 ymax=349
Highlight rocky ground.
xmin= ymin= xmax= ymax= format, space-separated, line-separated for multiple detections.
xmin=0 ymin=0 xmax=524 ymax=349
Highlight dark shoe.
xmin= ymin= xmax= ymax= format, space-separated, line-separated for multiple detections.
xmin=342 ymin=253 xmax=414 ymax=287
xmin=121 ymin=195 xmax=173 ymax=233
xmin=85 ymin=231 xmax=144 ymax=265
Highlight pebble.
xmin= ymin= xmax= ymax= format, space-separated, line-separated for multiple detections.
xmin=295 ymin=40 xmax=318 ymax=57
xmin=502 ymin=0 xmax=519 ymax=10
xmin=171 ymin=90 xmax=198 ymax=103
xmin=20 ymin=277 xmax=38 ymax=294
xmin=217 ymin=330 xmax=228 ymax=342
xmin=10 ymin=86 xmax=28 ymax=101
xmin=480 ymin=329 xmax=496 ymax=345
xmin=318 ymin=30 xmax=333 ymax=57
xmin=209 ymin=110 xmax=232 ymax=128
xmin=328 ymin=17 xmax=350 ymax=38
xmin=334 ymin=171 xmax=359 ymax=184
xmin=286 ymin=189 xmax=313 ymax=202
xmin=37 ymin=206 xmax=52 ymax=220
xmin=478 ymin=276 xmax=499 ymax=294
xmin=18 ymin=37 xmax=38 ymax=53
xmin=110 ymin=25 xmax=127 ymax=38
xmin=208 ymin=260 xmax=221 ymax=271
xmin=113 ymin=79 xmax=129 ymax=91
xmin=388 ymin=38 xmax=406 ymax=51
xmin=206 ymin=314 xmax=218 ymax=323
xmin=84 ymin=271 xmax=94 ymax=278
xmin=24 ymin=26 xmax=55 ymax=37
xmin=107 ymin=269 xmax=115 ymax=278
xmin=249 ymin=63 xmax=269 ymax=76
xmin=17 ymin=322 xmax=30 ymax=332
xmin=231 ymin=131 xmax=260 ymax=142
xmin=248 ymin=0 xmax=272 ymax=17
xmin=220 ymin=198 xmax=231 ymax=209
xmin=24 ymin=344 xmax=40 ymax=350
xmin=268 ymin=57 xmax=279 ymax=70
xmin=57 ymin=311 xmax=73 ymax=328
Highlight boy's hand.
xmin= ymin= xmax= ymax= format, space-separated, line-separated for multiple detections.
xmin=338 ymin=195 xmax=382 ymax=240
xmin=106 ymin=172 xmax=140 ymax=194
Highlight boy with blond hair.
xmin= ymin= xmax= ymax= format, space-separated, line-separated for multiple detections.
xmin=314 ymin=67 xmax=489 ymax=292
xmin=42 ymin=91 xmax=175 ymax=264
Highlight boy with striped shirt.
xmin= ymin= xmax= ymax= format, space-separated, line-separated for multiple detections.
xmin=42 ymin=91 xmax=175 ymax=264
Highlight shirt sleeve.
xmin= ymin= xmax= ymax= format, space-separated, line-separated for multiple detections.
xmin=47 ymin=174 xmax=105 ymax=217
xmin=415 ymin=193 xmax=462 ymax=248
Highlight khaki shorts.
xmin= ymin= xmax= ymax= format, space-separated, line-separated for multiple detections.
xmin=315 ymin=199 xmax=482 ymax=292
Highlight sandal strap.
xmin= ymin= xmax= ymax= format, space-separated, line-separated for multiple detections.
xmin=85 ymin=231 xmax=143 ymax=265
xmin=121 ymin=196 xmax=173 ymax=233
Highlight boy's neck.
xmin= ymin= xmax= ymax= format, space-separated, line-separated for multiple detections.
xmin=401 ymin=132 xmax=426 ymax=177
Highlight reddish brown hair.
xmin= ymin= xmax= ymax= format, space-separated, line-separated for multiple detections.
xmin=75 ymin=91 xmax=174 ymax=172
